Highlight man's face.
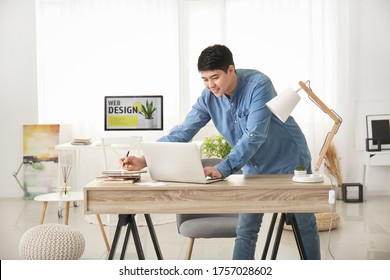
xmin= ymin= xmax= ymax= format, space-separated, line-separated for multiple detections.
xmin=200 ymin=65 xmax=236 ymax=97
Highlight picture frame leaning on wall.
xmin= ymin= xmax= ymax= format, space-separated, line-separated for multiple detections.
xmin=366 ymin=114 xmax=390 ymax=151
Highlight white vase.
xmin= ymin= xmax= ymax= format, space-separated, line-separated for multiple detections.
xmin=294 ymin=170 xmax=307 ymax=177
xmin=144 ymin=119 xmax=154 ymax=128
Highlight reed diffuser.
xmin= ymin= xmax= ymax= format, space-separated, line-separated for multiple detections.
xmin=60 ymin=165 xmax=72 ymax=197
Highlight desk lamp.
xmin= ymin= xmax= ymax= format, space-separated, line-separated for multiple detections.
xmin=266 ymin=80 xmax=342 ymax=182
xmin=13 ymin=160 xmax=43 ymax=199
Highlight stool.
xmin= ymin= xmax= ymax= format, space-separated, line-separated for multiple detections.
xmin=342 ymin=183 xmax=363 ymax=203
xmin=19 ymin=224 xmax=85 ymax=259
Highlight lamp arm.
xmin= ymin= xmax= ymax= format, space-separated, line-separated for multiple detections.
xmin=13 ymin=161 xmax=24 ymax=176
xmin=315 ymin=122 xmax=341 ymax=171
xmin=299 ymin=81 xmax=341 ymax=124
xmin=12 ymin=161 xmax=29 ymax=196
xmin=13 ymin=175 xmax=26 ymax=192
xmin=298 ymin=81 xmax=343 ymax=171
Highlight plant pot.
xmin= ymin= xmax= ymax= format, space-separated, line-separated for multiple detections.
xmin=144 ymin=119 xmax=154 ymax=128
xmin=294 ymin=170 xmax=307 ymax=176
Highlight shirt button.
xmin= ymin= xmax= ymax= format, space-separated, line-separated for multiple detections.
xmin=250 ymin=134 xmax=253 ymax=137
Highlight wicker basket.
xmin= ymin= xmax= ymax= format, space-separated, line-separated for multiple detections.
xmin=283 ymin=212 xmax=340 ymax=232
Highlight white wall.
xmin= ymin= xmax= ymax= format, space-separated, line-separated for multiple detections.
xmin=0 ymin=0 xmax=389 ymax=197
xmin=348 ymin=0 xmax=390 ymax=195
xmin=0 ymin=0 xmax=38 ymax=197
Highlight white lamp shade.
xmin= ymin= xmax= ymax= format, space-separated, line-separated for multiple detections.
xmin=266 ymin=87 xmax=301 ymax=122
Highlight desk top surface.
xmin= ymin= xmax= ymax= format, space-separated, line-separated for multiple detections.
xmin=85 ymin=173 xmax=330 ymax=190
xmin=34 ymin=191 xmax=84 ymax=202
xmin=84 ymin=174 xmax=333 ymax=215
xmin=55 ymin=142 xmax=101 ymax=150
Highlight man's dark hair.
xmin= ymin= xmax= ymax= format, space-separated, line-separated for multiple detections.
xmin=197 ymin=44 xmax=235 ymax=72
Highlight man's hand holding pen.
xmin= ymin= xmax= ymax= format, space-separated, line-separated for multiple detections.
xmin=119 ymin=155 xmax=147 ymax=171
xmin=122 ymin=151 xmax=130 ymax=167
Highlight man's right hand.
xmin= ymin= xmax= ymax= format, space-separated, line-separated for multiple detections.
xmin=119 ymin=155 xmax=147 ymax=171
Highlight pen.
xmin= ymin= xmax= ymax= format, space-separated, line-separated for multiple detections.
xmin=123 ymin=151 xmax=130 ymax=167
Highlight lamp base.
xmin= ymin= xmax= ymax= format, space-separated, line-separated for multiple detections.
xmin=292 ymin=174 xmax=324 ymax=183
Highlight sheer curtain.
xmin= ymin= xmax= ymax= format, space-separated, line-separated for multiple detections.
xmin=182 ymin=0 xmax=349 ymax=172
xmin=225 ymin=0 xmax=350 ymax=172
xmin=36 ymin=0 xmax=180 ymax=140
xmin=37 ymin=0 xmax=349 ymax=171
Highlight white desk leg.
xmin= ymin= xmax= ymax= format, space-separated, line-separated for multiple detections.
xmin=363 ymin=163 xmax=369 ymax=198
xmin=74 ymin=149 xmax=79 ymax=193
xmin=73 ymin=149 xmax=80 ymax=206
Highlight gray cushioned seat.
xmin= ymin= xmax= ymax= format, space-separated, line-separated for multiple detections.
xmin=176 ymin=158 xmax=239 ymax=259
xmin=177 ymin=215 xmax=238 ymax=238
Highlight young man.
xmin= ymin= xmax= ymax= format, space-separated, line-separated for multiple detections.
xmin=121 ymin=44 xmax=321 ymax=260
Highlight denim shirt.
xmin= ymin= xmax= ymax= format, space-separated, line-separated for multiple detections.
xmin=158 ymin=69 xmax=311 ymax=177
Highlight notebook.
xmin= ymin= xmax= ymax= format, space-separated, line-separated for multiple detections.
xmin=141 ymin=142 xmax=224 ymax=184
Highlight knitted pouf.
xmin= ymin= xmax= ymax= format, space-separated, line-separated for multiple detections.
xmin=19 ymin=224 xmax=85 ymax=260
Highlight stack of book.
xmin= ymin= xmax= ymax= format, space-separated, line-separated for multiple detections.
xmin=97 ymin=170 xmax=147 ymax=184
xmin=71 ymin=138 xmax=92 ymax=145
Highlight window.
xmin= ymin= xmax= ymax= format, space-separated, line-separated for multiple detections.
xmin=37 ymin=0 xmax=348 ymax=165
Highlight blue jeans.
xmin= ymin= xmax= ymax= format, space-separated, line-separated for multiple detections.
xmin=232 ymin=213 xmax=321 ymax=260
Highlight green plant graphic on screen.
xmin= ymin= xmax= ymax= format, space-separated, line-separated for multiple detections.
xmin=139 ymin=100 xmax=157 ymax=119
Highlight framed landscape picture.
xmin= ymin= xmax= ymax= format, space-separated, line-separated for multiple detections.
xmin=366 ymin=114 xmax=390 ymax=151
xmin=105 ymin=95 xmax=163 ymax=131
xmin=23 ymin=124 xmax=60 ymax=196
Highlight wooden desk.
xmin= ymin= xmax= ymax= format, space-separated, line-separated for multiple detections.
xmin=84 ymin=174 xmax=333 ymax=215
xmin=84 ymin=174 xmax=333 ymax=259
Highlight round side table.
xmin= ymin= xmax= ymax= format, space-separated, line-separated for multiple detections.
xmin=34 ymin=192 xmax=84 ymax=225
xmin=34 ymin=192 xmax=110 ymax=251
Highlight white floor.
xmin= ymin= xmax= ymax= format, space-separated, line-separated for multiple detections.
xmin=1 ymin=195 xmax=390 ymax=260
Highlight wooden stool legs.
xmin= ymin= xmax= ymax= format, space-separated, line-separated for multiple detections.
xmin=39 ymin=201 xmax=70 ymax=225
xmin=65 ymin=201 xmax=70 ymax=225
xmin=39 ymin=201 xmax=48 ymax=224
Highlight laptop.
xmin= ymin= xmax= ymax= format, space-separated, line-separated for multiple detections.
xmin=141 ymin=142 xmax=224 ymax=184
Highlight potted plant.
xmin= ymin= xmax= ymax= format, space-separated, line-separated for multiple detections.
xmin=201 ymin=135 xmax=244 ymax=174
xmin=139 ymin=100 xmax=157 ymax=128
xmin=201 ymin=134 xmax=232 ymax=159
xmin=294 ymin=165 xmax=307 ymax=176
